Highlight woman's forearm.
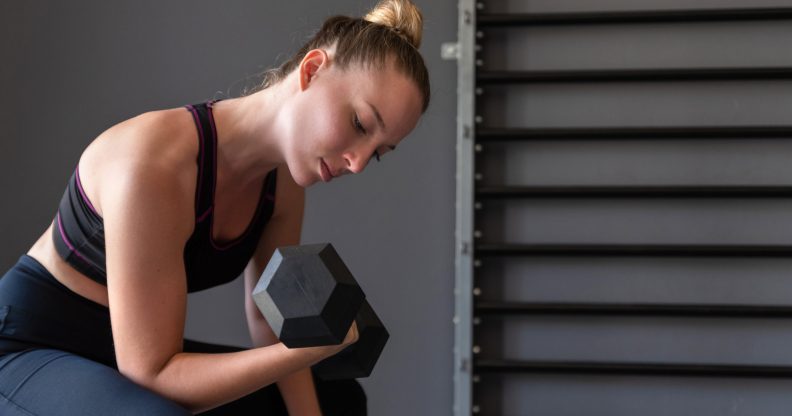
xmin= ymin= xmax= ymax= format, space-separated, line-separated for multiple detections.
xmin=247 ymin=308 xmax=323 ymax=415
xmin=141 ymin=343 xmax=331 ymax=414
xmin=277 ymin=368 xmax=323 ymax=416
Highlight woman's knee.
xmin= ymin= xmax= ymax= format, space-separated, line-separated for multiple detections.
xmin=0 ymin=349 xmax=190 ymax=416
xmin=111 ymin=382 xmax=191 ymax=416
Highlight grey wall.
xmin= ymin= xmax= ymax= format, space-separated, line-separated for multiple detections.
xmin=0 ymin=1 xmax=456 ymax=415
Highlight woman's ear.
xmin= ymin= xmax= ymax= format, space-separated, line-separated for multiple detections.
xmin=298 ymin=49 xmax=329 ymax=91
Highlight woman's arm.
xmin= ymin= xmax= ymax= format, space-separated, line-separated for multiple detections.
xmin=243 ymin=165 xmax=324 ymax=416
xmin=101 ymin=158 xmax=349 ymax=414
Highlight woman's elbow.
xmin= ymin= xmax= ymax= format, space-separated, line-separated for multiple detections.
xmin=117 ymin=358 xmax=201 ymax=413
xmin=116 ymin=354 xmax=171 ymax=392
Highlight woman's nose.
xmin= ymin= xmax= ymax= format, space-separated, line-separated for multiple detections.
xmin=343 ymin=146 xmax=373 ymax=174
xmin=344 ymin=154 xmax=368 ymax=174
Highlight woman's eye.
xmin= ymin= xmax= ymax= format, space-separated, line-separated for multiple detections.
xmin=354 ymin=114 xmax=367 ymax=134
xmin=371 ymin=151 xmax=381 ymax=163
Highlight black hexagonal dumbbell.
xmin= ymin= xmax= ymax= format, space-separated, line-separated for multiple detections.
xmin=251 ymin=243 xmax=389 ymax=379
xmin=312 ymin=299 xmax=389 ymax=380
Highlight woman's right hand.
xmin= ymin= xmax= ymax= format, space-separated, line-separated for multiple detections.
xmin=306 ymin=321 xmax=359 ymax=359
xmin=340 ymin=321 xmax=359 ymax=349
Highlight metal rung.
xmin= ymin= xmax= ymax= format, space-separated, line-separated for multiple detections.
xmin=475 ymin=243 xmax=792 ymax=257
xmin=475 ymin=301 xmax=792 ymax=318
xmin=475 ymin=185 xmax=792 ymax=199
xmin=476 ymin=68 xmax=792 ymax=84
xmin=477 ymin=7 xmax=792 ymax=27
xmin=476 ymin=126 xmax=792 ymax=141
xmin=475 ymin=359 xmax=792 ymax=378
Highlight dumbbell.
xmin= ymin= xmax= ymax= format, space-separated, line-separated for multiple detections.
xmin=251 ymin=243 xmax=389 ymax=380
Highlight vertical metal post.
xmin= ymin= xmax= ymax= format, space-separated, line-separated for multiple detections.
xmin=454 ymin=0 xmax=476 ymax=414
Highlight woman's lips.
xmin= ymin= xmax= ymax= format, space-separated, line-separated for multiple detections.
xmin=320 ymin=159 xmax=333 ymax=182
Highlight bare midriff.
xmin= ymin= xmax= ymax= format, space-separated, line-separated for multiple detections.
xmin=27 ymin=222 xmax=110 ymax=307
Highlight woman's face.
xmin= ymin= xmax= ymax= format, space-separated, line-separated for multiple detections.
xmin=283 ymin=49 xmax=424 ymax=187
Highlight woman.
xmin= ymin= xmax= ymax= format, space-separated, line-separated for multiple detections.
xmin=0 ymin=0 xmax=430 ymax=414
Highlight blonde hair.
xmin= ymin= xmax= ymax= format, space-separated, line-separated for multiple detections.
xmin=364 ymin=0 xmax=423 ymax=48
xmin=254 ymin=0 xmax=430 ymax=113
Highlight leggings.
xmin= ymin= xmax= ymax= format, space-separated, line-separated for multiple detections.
xmin=0 ymin=255 xmax=366 ymax=415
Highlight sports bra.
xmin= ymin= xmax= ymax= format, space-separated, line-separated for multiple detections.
xmin=52 ymin=100 xmax=278 ymax=292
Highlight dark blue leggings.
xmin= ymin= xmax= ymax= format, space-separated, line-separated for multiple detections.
xmin=0 ymin=255 xmax=366 ymax=415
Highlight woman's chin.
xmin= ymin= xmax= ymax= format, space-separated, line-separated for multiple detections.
xmin=294 ymin=171 xmax=317 ymax=188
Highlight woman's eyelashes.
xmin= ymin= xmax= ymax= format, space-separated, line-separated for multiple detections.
xmin=353 ymin=114 xmax=367 ymax=135
xmin=354 ymin=113 xmax=380 ymax=163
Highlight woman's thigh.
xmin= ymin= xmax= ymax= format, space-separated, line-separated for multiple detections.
xmin=0 ymin=348 xmax=190 ymax=416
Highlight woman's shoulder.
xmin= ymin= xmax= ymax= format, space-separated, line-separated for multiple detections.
xmin=78 ymin=106 xmax=200 ymax=218
xmin=92 ymin=106 xmax=196 ymax=164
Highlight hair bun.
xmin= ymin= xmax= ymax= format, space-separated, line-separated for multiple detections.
xmin=364 ymin=0 xmax=424 ymax=49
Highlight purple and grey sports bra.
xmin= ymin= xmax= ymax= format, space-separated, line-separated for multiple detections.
xmin=52 ymin=100 xmax=277 ymax=292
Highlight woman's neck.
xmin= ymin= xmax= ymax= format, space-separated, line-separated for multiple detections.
xmin=209 ymin=84 xmax=290 ymax=186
